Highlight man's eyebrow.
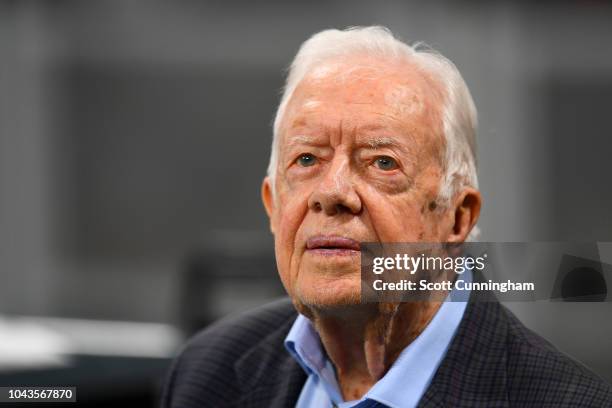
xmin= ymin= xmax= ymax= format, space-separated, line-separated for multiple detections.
xmin=360 ymin=136 xmax=402 ymax=149
xmin=284 ymin=135 xmax=407 ymax=151
xmin=283 ymin=135 xmax=320 ymax=150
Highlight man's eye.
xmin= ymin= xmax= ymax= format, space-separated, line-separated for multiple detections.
xmin=373 ymin=156 xmax=398 ymax=171
xmin=296 ymin=153 xmax=317 ymax=167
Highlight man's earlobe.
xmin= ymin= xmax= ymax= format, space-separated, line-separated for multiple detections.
xmin=261 ymin=177 xmax=276 ymax=234
xmin=447 ymin=188 xmax=482 ymax=243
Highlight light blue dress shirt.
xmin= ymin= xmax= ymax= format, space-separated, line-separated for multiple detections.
xmin=284 ymin=270 xmax=472 ymax=408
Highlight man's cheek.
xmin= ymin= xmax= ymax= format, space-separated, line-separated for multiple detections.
xmin=366 ymin=197 xmax=426 ymax=242
xmin=275 ymin=200 xmax=306 ymax=259
xmin=279 ymin=187 xmax=310 ymax=224
xmin=277 ymin=199 xmax=300 ymax=232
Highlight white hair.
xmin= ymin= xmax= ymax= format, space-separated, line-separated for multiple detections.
xmin=267 ymin=26 xmax=480 ymax=240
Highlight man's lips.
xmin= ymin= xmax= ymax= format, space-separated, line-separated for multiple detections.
xmin=305 ymin=236 xmax=361 ymax=253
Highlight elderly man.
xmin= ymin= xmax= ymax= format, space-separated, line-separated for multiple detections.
xmin=163 ymin=27 xmax=612 ymax=407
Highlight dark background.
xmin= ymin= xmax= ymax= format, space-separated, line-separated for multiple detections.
xmin=1 ymin=1 xmax=611 ymax=406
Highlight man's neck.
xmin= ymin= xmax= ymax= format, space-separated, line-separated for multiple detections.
xmin=307 ymin=301 xmax=443 ymax=401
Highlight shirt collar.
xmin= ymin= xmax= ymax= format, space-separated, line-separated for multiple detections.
xmin=285 ymin=314 xmax=345 ymax=403
xmin=284 ymin=269 xmax=472 ymax=408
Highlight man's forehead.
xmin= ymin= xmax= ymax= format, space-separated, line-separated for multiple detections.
xmin=296 ymin=59 xmax=431 ymax=100
xmin=287 ymin=56 xmax=441 ymax=119
xmin=282 ymin=59 xmax=441 ymax=134
xmin=277 ymin=57 xmax=446 ymax=160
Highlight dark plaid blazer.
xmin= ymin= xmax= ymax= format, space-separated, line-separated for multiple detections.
xmin=162 ymin=297 xmax=612 ymax=407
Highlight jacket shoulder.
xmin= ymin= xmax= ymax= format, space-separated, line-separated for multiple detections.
xmin=161 ymin=297 xmax=297 ymax=408
xmin=503 ymin=306 xmax=612 ymax=407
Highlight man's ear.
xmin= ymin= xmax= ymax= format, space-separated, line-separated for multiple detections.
xmin=261 ymin=177 xmax=276 ymax=234
xmin=446 ymin=187 xmax=482 ymax=243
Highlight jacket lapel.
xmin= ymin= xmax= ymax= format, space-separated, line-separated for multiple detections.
xmin=234 ymin=312 xmax=306 ymax=408
xmin=419 ymin=299 xmax=510 ymax=408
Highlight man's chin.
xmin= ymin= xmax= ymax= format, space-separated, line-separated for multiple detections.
xmin=293 ymin=279 xmax=362 ymax=310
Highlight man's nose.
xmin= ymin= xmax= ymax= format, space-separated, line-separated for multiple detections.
xmin=308 ymin=158 xmax=362 ymax=216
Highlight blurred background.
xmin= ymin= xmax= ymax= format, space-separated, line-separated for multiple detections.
xmin=1 ymin=0 xmax=611 ymax=406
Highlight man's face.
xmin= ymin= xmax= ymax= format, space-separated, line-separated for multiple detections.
xmin=263 ymin=57 xmax=456 ymax=309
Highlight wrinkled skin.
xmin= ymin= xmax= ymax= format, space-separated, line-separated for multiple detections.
xmin=262 ymin=55 xmax=481 ymax=401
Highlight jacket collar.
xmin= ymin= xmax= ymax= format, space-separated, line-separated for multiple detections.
xmin=419 ymin=294 xmax=510 ymax=408
xmin=234 ymin=304 xmax=306 ymax=408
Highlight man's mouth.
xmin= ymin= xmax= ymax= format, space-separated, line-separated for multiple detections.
xmin=305 ymin=235 xmax=361 ymax=256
